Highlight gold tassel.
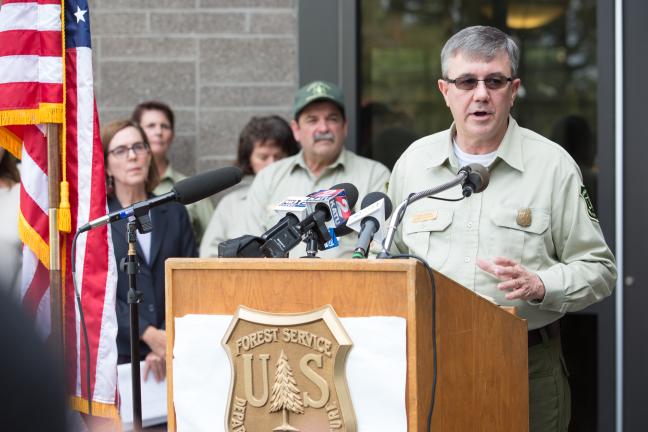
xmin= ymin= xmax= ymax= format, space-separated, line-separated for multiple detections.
xmin=58 ymin=181 xmax=71 ymax=233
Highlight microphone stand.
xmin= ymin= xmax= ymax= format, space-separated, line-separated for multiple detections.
xmin=121 ymin=220 xmax=143 ymax=432
xmin=379 ymin=170 xmax=469 ymax=258
xmin=120 ymin=205 xmax=153 ymax=432
xmin=302 ymin=229 xmax=320 ymax=258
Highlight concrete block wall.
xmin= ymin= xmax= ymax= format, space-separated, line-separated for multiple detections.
xmin=89 ymin=0 xmax=298 ymax=176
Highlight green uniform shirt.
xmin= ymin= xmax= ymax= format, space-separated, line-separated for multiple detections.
xmin=200 ymin=175 xmax=253 ymax=257
xmin=388 ymin=117 xmax=616 ymax=330
xmin=243 ymin=149 xmax=391 ymax=258
xmin=154 ymin=163 xmax=214 ymax=244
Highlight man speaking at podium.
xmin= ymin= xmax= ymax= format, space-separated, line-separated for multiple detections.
xmin=387 ymin=26 xmax=616 ymax=432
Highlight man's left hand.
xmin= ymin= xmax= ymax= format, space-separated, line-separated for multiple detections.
xmin=476 ymin=256 xmax=546 ymax=302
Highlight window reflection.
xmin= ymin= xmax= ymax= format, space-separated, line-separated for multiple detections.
xmin=360 ymin=0 xmax=598 ymax=210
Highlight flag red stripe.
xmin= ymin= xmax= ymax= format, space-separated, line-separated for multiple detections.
xmin=22 ymin=261 xmax=50 ymax=319
xmin=0 ymin=30 xmax=62 ymax=56
xmin=1 ymin=0 xmax=61 ymax=5
xmin=22 ymin=124 xmax=48 ymax=173
xmin=80 ymin=112 xmax=112 ymax=399
xmin=64 ymin=49 xmax=81 ymax=394
xmin=0 ymin=82 xmax=63 ymax=110
xmin=20 ymin=186 xmax=49 ymax=241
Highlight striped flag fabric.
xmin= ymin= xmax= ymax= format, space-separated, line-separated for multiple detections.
xmin=0 ymin=0 xmax=119 ymax=418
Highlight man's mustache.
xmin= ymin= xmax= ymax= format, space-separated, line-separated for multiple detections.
xmin=314 ymin=132 xmax=335 ymax=142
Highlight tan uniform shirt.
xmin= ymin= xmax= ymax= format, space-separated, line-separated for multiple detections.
xmin=388 ymin=117 xmax=616 ymax=329
xmin=200 ymin=175 xmax=253 ymax=257
xmin=154 ymin=163 xmax=214 ymax=245
xmin=243 ymin=149 xmax=390 ymax=258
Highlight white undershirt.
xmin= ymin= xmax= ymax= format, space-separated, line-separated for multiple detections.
xmin=136 ymin=231 xmax=152 ymax=265
xmin=453 ymin=139 xmax=498 ymax=168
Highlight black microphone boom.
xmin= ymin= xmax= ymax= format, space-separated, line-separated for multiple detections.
xmin=78 ymin=166 xmax=242 ymax=233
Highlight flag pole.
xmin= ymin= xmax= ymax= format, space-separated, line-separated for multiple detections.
xmin=47 ymin=123 xmax=64 ymax=363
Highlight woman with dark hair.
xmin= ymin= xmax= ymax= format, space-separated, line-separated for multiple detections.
xmin=200 ymin=115 xmax=299 ymax=257
xmin=102 ymin=120 xmax=197 ymax=381
xmin=0 ymin=148 xmax=21 ymax=299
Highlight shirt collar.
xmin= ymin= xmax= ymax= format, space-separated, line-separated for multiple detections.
xmin=425 ymin=116 xmax=524 ymax=172
xmin=424 ymin=127 xmax=454 ymax=169
xmin=160 ymin=162 xmax=176 ymax=181
xmin=290 ymin=149 xmax=347 ymax=174
xmin=494 ymin=116 xmax=524 ymax=172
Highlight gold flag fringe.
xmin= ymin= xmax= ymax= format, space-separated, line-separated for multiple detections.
xmin=18 ymin=211 xmax=50 ymax=269
xmin=69 ymin=396 xmax=121 ymax=422
xmin=0 ymin=104 xmax=64 ymax=127
xmin=0 ymin=126 xmax=23 ymax=159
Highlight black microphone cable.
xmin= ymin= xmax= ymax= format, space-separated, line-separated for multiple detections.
xmin=70 ymin=230 xmax=92 ymax=416
xmin=386 ymin=252 xmax=438 ymax=432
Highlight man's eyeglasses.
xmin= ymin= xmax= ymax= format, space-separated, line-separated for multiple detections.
xmin=444 ymin=74 xmax=513 ymax=91
xmin=108 ymin=142 xmax=149 ymax=159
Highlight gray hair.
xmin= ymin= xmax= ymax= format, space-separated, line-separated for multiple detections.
xmin=441 ymin=26 xmax=520 ymax=78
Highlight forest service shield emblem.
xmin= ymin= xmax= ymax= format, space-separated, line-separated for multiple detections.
xmin=222 ymin=305 xmax=357 ymax=432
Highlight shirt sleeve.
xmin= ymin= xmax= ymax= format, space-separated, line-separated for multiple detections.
xmin=535 ymin=163 xmax=617 ymax=313
xmin=186 ymin=198 xmax=214 ymax=244
xmin=242 ymin=170 xmax=272 ymax=236
xmin=200 ymin=195 xmax=234 ymax=257
xmin=386 ymin=155 xmax=410 ymax=255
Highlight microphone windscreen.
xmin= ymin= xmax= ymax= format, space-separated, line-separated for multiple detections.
xmin=173 ymin=166 xmax=243 ymax=205
xmin=360 ymin=191 xmax=393 ymax=218
xmin=329 ymin=183 xmax=359 ymax=208
xmin=466 ymin=163 xmax=490 ymax=193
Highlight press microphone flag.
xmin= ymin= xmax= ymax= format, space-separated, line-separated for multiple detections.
xmin=273 ymin=196 xmax=310 ymax=221
xmin=78 ymin=166 xmax=243 ymax=233
xmin=303 ymin=187 xmax=353 ymax=228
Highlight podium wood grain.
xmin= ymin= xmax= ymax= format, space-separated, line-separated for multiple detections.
xmin=165 ymin=258 xmax=528 ymax=431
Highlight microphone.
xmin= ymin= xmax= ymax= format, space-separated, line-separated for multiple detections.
xmin=303 ymin=185 xmax=354 ymax=229
xmin=260 ymin=183 xmax=358 ymax=258
xmin=461 ymin=163 xmax=490 ymax=197
xmin=78 ymin=166 xmax=242 ymax=233
xmin=379 ymin=164 xmax=489 ymax=257
xmin=347 ymin=192 xmax=393 ymax=258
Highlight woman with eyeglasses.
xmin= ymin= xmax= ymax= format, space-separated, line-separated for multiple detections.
xmin=102 ymin=120 xmax=197 ymax=382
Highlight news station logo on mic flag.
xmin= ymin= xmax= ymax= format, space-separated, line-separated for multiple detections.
xmin=0 ymin=0 xmax=119 ymax=417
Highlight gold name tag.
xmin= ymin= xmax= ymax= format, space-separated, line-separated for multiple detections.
xmin=411 ymin=211 xmax=438 ymax=223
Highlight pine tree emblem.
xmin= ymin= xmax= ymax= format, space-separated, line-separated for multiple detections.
xmin=269 ymin=350 xmax=304 ymax=431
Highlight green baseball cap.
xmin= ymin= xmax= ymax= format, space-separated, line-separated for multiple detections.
xmin=293 ymin=80 xmax=345 ymax=119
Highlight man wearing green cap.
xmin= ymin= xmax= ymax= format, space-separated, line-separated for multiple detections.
xmin=242 ymin=80 xmax=390 ymax=258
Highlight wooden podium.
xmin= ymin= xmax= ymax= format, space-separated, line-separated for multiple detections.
xmin=165 ymin=258 xmax=528 ymax=431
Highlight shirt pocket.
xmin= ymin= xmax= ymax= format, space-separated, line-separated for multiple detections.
xmin=489 ymin=207 xmax=551 ymax=265
xmin=403 ymin=208 xmax=454 ymax=269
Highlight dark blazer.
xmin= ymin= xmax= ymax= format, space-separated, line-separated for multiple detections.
xmin=109 ymin=195 xmax=197 ymax=360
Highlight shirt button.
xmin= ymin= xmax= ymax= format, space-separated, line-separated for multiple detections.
xmin=148 ymin=304 xmax=155 ymax=313
xmin=464 ymin=257 xmax=471 ymax=263
xmin=467 ymin=222 xmax=473 ymax=229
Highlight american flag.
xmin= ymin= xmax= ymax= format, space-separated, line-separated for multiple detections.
xmin=0 ymin=0 xmax=119 ymax=417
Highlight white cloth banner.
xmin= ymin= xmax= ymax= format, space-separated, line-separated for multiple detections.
xmin=173 ymin=314 xmax=408 ymax=431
